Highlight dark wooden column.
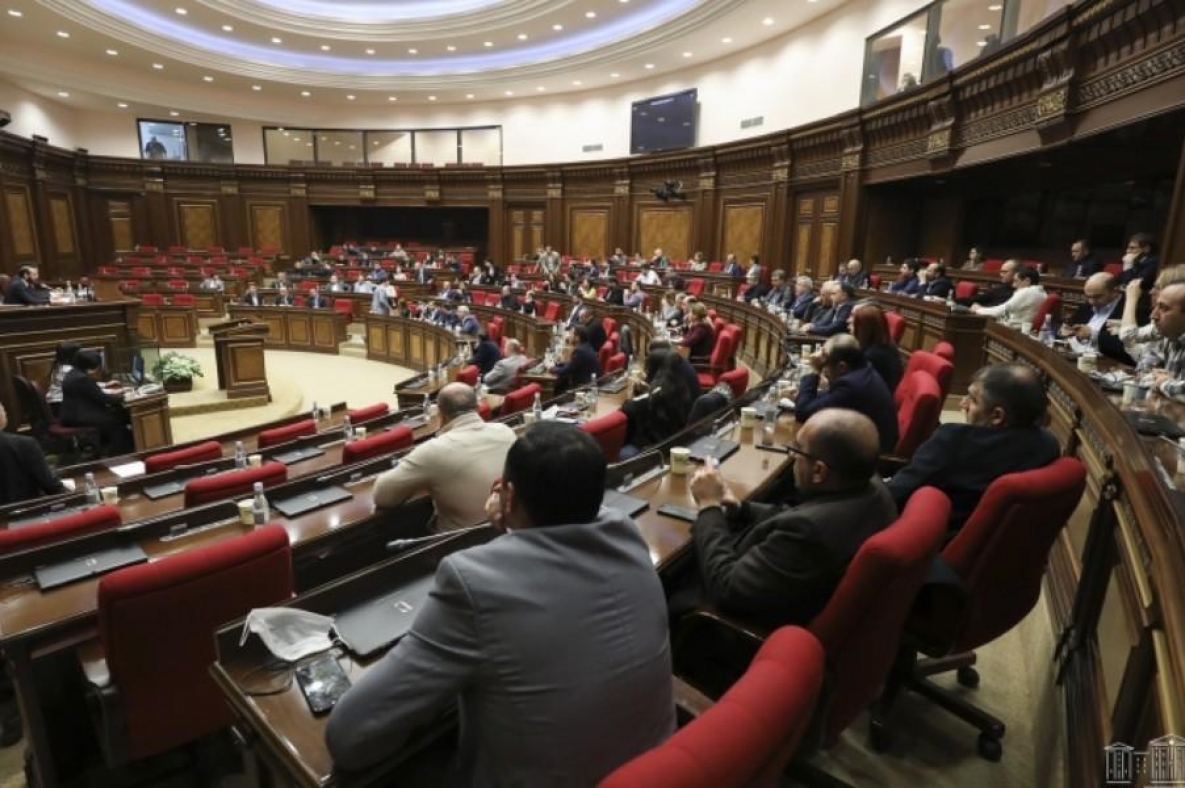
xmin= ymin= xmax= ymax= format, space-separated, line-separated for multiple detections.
xmin=545 ymin=170 xmax=564 ymax=251
xmin=143 ymin=164 xmax=170 ymax=250
xmin=611 ymin=168 xmax=632 ymax=254
xmin=769 ymin=142 xmax=792 ymax=272
xmin=1161 ymin=121 xmax=1185 ymax=266
xmin=288 ymin=174 xmax=311 ymax=255
xmin=486 ymin=176 xmax=506 ymax=264
xmin=836 ymin=126 xmax=865 ymax=264
xmin=693 ymin=154 xmax=717 ymax=257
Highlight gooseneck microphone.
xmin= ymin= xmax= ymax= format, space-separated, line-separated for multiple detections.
xmin=386 ymin=523 xmax=492 ymax=552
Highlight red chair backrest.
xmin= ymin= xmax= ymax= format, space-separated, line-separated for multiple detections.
xmin=342 ymin=425 xmax=415 ymax=464
xmin=183 ymin=462 xmax=288 ymax=507
xmin=333 ymin=299 xmax=354 ymax=316
xmin=477 ymin=401 xmax=492 ymax=421
xmin=501 ymin=383 xmax=540 ymax=416
xmin=140 ymin=293 xmax=164 ymax=306
xmin=884 ymin=311 xmax=906 ymax=343
xmin=0 ymin=504 xmax=121 ymax=555
xmin=718 ymin=367 xmax=749 ymax=399
xmin=257 ymin=419 xmax=317 ymax=449
xmin=923 ymin=458 xmax=1086 ymax=653
xmin=487 ymin=321 xmax=503 ymax=344
xmin=455 ymin=365 xmax=480 ymax=387
xmin=347 ymin=403 xmax=389 ymax=422
xmin=605 ymin=352 xmax=628 ymax=374
xmin=982 ymin=259 xmax=1004 ymax=273
xmin=172 ymin=293 xmax=195 ymax=307
xmin=598 ymin=626 xmax=824 ymax=788
xmin=602 ymin=316 xmax=618 ymax=338
xmin=144 ymin=440 xmax=222 ymax=474
xmin=1031 ymin=293 xmax=1062 ymax=333
xmin=580 ymin=410 xmax=629 ymax=463
xmin=868 ymin=273 xmax=882 ymax=290
xmin=808 ymin=488 xmax=950 ymax=741
xmin=899 ymin=351 xmax=954 ymax=404
xmin=599 ymin=341 xmax=615 ymax=372
xmin=686 ymin=278 xmax=705 ymax=296
xmin=99 ymin=525 xmax=293 ymax=760
xmin=932 ymin=341 xmax=955 ymax=363
xmin=894 ymin=371 xmax=943 ymax=458
xmin=543 ymin=301 xmax=562 ymax=322
xmin=1103 ymin=261 xmax=1123 ymax=276
xmin=954 ymin=281 xmax=979 ymax=301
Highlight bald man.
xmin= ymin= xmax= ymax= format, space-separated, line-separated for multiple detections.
xmin=795 ymin=334 xmax=899 ymax=453
xmin=373 ymin=383 xmax=516 ymax=531
xmin=1060 ymin=272 xmax=1140 ymax=363
xmin=684 ymin=408 xmax=897 ymax=628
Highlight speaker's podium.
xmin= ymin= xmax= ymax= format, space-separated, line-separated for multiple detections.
xmin=209 ymin=319 xmax=271 ymax=400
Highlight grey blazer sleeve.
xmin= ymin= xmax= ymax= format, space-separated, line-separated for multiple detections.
xmin=325 ymin=558 xmax=481 ymax=772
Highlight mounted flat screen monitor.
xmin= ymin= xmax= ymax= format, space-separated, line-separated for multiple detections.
xmin=630 ymin=89 xmax=698 ymax=155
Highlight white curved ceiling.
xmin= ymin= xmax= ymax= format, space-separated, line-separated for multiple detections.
xmin=0 ymin=0 xmax=842 ymax=119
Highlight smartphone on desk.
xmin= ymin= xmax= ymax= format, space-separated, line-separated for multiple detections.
xmin=295 ymin=655 xmax=352 ymax=715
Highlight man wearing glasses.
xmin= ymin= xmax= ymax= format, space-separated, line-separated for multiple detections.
xmin=684 ymin=408 xmax=896 ymax=629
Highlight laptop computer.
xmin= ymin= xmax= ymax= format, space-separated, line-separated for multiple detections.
xmin=271 ymin=446 xmax=327 ymax=466
xmin=333 ymin=573 xmax=437 ymax=658
xmin=8 ymin=504 xmax=89 ymax=530
xmin=272 ymin=485 xmax=352 ymax=518
xmin=687 ymin=435 xmax=741 ymax=464
xmin=142 ymin=480 xmax=186 ymax=500
xmin=35 ymin=544 xmax=148 ymax=591
xmin=602 ymin=489 xmax=650 ymax=518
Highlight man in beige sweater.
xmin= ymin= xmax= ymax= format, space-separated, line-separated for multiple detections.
xmin=372 ymin=383 xmax=516 ymax=531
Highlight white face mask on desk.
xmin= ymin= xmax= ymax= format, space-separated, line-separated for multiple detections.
xmin=240 ymin=607 xmax=335 ymax=662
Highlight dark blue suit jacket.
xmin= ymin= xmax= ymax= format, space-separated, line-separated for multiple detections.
xmin=810 ymin=300 xmax=854 ymax=336
xmin=554 ymin=343 xmax=600 ymax=395
xmin=795 ymin=365 xmax=899 ymax=453
xmin=472 ymin=340 xmax=502 ymax=376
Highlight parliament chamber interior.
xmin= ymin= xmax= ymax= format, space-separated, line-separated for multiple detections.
xmin=0 ymin=0 xmax=1183 ymax=784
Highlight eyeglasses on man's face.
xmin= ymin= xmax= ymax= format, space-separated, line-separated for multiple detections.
xmin=786 ymin=441 xmax=826 ymax=466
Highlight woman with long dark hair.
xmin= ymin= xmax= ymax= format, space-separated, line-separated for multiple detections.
xmin=620 ymin=350 xmax=697 ymax=457
xmin=45 ymin=341 xmax=82 ymax=414
xmin=849 ymin=302 xmax=904 ymax=392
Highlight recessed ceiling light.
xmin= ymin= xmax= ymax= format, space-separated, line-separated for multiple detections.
xmin=483 ymin=41 xmax=493 ymax=47
xmin=152 ymin=62 xmax=164 ymax=69
xmin=978 ymin=23 xmax=991 ymax=29
xmin=408 ymin=48 xmax=418 ymax=54
xmin=202 ymin=75 xmax=214 ymax=82
xmin=56 ymin=30 xmax=70 ymax=38
xmin=388 ymin=96 xmax=397 ymax=101
xmin=585 ymin=10 xmax=596 ymax=18
xmin=169 ymin=110 xmax=179 ymax=116
xmin=762 ymin=17 xmax=774 ymax=25
xmin=222 ymin=24 xmax=233 ymax=31
xmin=976 ymin=40 xmax=988 ymax=46
xmin=271 ymin=36 xmax=282 ymax=44
xmin=610 ymin=72 xmax=620 ymax=78
xmin=56 ymin=91 xmax=69 ymax=97
xmin=572 ymin=80 xmax=582 ymax=85
xmin=428 ymin=95 xmax=437 ymax=101
xmin=365 ymin=48 xmax=375 ymax=54
xmin=333 ymin=141 xmax=341 ymax=146
xmin=536 ymin=86 xmax=546 ymax=91
xmin=465 ymin=93 xmax=474 ymax=99
xmin=721 ymin=37 xmax=732 ymax=43
xmin=117 ymin=102 xmax=128 ymax=108
xmin=346 ymin=94 xmax=355 ymax=100
xmin=174 ymin=7 xmax=187 ymax=15
xmin=293 ymin=136 xmax=301 ymax=141
xmin=446 ymin=45 xmax=456 ymax=51
xmin=7 ymin=9 xmax=21 ymax=17
xmin=552 ymin=23 xmax=563 ymax=30
xmin=106 ymin=48 xmax=119 ymax=55
xmin=644 ymin=63 xmax=655 ymax=69
xmin=251 ymin=84 xmax=262 ymax=91
xmin=320 ymin=44 xmax=331 ymax=51
xmin=505 ymin=90 xmax=514 ymax=96
xmin=682 ymin=51 xmax=692 ymax=58
xmin=301 ymin=90 xmax=311 ymax=96
xmin=517 ymin=33 xmax=528 ymax=40
xmin=988 ymin=3 xmax=1002 ymax=8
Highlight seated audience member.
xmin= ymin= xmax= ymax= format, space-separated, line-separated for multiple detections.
xmin=835 ymin=259 xmax=868 ymax=289
xmin=624 ymin=281 xmax=647 ymax=310
xmin=328 ymin=423 xmax=675 ymax=781
xmin=960 ymin=258 xmax=1018 ymax=308
xmin=471 ymin=331 xmax=503 ymax=376
xmin=685 ymin=408 xmax=896 ymax=628
xmin=273 ymin=285 xmax=295 ymax=307
xmin=457 ymin=305 xmax=481 ymax=337
xmin=306 ymin=286 xmax=329 ymax=309
xmin=412 ymin=261 xmax=434 ymax=286
xmin=1118 ymin=264 xmax=1185 ymax=346
xmin=582 ymin=309 xmax=608 ymax=352
xmin=789 ymin=276 xmax=817 ymax=321
xmin=242 ymin=284 xmax=264 ymax=306
xmin=765 ymin=270 xmax=791 ymax=310
xmin=1124 ymin=281 xmax=1185 ymax=400
xmin=620 ymin=351 xmax=696 ymax=457
xmin=352 ymin=274 xmax=375 ymax=294
xmin=441 ymin=280 xmax=462 ymax=302
xmin=722 ymin=254 xmax=744 ymax=278
xmin=795 ymin=334 xmax=898 ymax=453
xmin=603 ymin=278 xmax=626 ymax=306
xmin=971 ymin=266 xmax=1046 ymax=325
xmin=849 ymin=301 xmax=904 ymax=392
xmin=484 ymin=339 xmax=534 ymax=392
xmin=577 ymin=277 xmax=598 ymax=300
xmin=689 ymin=252 xmax=708 ymax=272
xmin=660 ymin=291 xmax=684 ymax=326
xmin=888 ymin=363 xmax=1060 ymax=533
xmin=742 ymin=271 xmax=771 ymax=304
xmin=1065 ymin=239 xmax=1103 ymax=279
xmin=1119 ymin=232 xmax=1159 ymax=292
xmin=200 ymin=272 xmax=225 ymax=292
xmin=745 ymin=256 xmax=765 ymax=288
xmin=1059 ymin=273 xmax=1139 ymax=363
xmin=498 ymin=285 xmax=521 ymax=311
xmin=803 ymin=282 xmax=855 ymax=336
xmin=327 ymin=274 xmax=351 ymax=293
xmin=960 ymin=247 xmax=984 ymax=270
xmin=679 ymin=302 xmax=716 ymax=361
xmin=650 ymin=247 xmax=670 ymax=269
xmin=638 ymin=266 xmax=662 ymax=286
xmin=889 ymin=259 xmax=921 ymax=295
xmin=553 ymin=325 xmax=601 ymax=395
xmin=0 ymin=402 xmax=66 ymax=505
xmin=274 ymin=271 xmax=291 ymax=290
xmin=457 ymin=282 xmax=474 ymax=304
xmin=4 ymin=265 xmax=50 ymax=306
xmin=918 ymin=262 xmax=953 ymax=299
xmin=45 ymin=341 xmax=82 ymax=413
xmin=373 ymin=383 xmax=516 ymax=531
xmin=61 ymin=351 xmax=133 ymax=455
xmin=520 ymin=290 xmax=538 ymax=316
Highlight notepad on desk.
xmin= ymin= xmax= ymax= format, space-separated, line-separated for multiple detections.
xmin=107 ymin=461 xmax=146 ymax=479
xmin=602 ymin=489 xmax=649 ymax=518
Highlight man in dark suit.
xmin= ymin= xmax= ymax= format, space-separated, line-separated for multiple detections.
xmin=553 ymin=325 xmax=600 ymax=395
xmin=3 ymin=265 xmax=51 ymax=306
xmin=686 ymin=408 xmax=896 ymax=629
xmin=498 ymin=285 xmax=521 ymax=311
xmin=1059 ymin=273 xmax=1141 ymax=363
xmin=60 ymin=351 xmax=133 ymax=456
xmin=241 ymin=284 xmax=264 ymax=306
xmin=888 ymin=363 xmax=1060 ymax=534
xmin=521 ymin=291 xmax=538 ymax=316
xmin=306 ymin=286 xmax=329 ymax=309
xmin=582 ymin=310 xmax=607 ymax=353
xmin=471 ymin=331 xmax=502 ymax=376
xmin=919 ymin=263 xmax=953 ymax=299
xmin=273 ymin=286 xmax=294 ymax=307
xmin=0 ymin=402 xmax=66 ymax=505
xmin=835 ymin=259 xmax=869 ymax=290
xmin=458 ymin=306 xmax=481 ymax=337
xmin=564 ymin=299 xmax=587 ymax=330
xmin=1064 ymin=239 xmax=1103 ymax=279
xmin=795 ymin=334 xmax=899 ymax=453
xmin=789 ymin=276 xmax=817 ymax=320
xmin=963 ymin=258 xmax=1017 ymax=307
xmin=803 ymin=282 xmax=855 ymax=336
xmin=1119 ymin=232 xmax=1159 ymax=292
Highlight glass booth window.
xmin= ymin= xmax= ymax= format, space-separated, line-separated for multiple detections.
xmin=414 ymin=129 xmax=459 ymax=166
xmin=927 ymin=0 xmax=1004 ymax=81
xmin=316 ymin=130 xmax=365 ymax=166
xmin=861 ymin=10 xmax=931 ymax=106
xmin=460 ymin=127 xmax=502 ymax=165
xmin=138 ymin=120 xmax=188 ymax=161
xmin=265 ymin=127 xmax=315 ymax=165
xmin=187 ymin=122 xmax=233 ymax=163
xmin=366 ymin=131 xmax=413 ymax=166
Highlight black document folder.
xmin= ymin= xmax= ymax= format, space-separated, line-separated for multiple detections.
xmin=271 ymin=446 xmax=327 ymax=466
xmin=687 ymin=435 xmax=740 ymax=464
xmin=272 ymin=486 xmax=352 ymax=518
xmin=35 ymin=544 xmax=148 ymax=590
xmin=334 ymin=574 xmax=436 ymax=658
xmin=1125 ymin=411 xmax=1185 ymax=440
xmin=602 ymin=490 xmax=650 ymax=518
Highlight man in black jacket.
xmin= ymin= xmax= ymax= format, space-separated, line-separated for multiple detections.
xmin=888 ymin=363 xmax=1060 ymax=534
xmin=60 ymin=351 xmax=133 ymax=455
xmin=3 ymin=265 xmax=51 ymax=306
xmin=686 ymin=408 xmax=896 ymax=629
xmin=961 ymin=258 xmax=1017 ymax=307
xmin=1059 ymin=273 xmax=1142 ymax=364
xmin=0 ymin=402 xmax=66 ymax=505
xmin=553 ymin=326 xmax=600 ymax=395
xmin=795 ymin=334 xmax=899 ymax=453
xmin=1063 ymin=239 xmax=1103 ymax=279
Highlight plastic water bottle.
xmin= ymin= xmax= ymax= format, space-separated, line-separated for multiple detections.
xmin=342 ymin=415 xmax=353 ymax=441
xmin=311 ymin=401 xmax=320 ymax=423
xmin=589 ymin=372 xmax=599 ymax=405
xmin=84 ymin=472 xmax=100 ymax=505
xmin=945 ymin=290 xmax=955 ymax=310
xmin=251 ymin=482 xmax=269 ymax=526
xmin=422 ymin=393 xmax=430 ymax=414
xmin=532 ymin=391 xmax=543 ymax=422
xmin=65 ymin=281 xmax=76 ymax=304
xmin=762 ymin=410 xmax=776 ymax=446
xmin=234 ymin=440 xmax=247 ymax=469
xmin=1039 ymin=315 xmax=1055 ymax=346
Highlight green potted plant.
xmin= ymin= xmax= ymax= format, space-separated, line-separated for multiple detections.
xmin=152 ymin=352 xmax=203 ymax=392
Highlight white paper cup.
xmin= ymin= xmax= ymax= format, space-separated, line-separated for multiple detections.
xmin=100 ymin=486 xmax=119 ymax=505
xmin=740 ymin=407 xmax=758 ymax=429
xmin=523 ymin=411 xmax=537 ymax=425
xmin=1122 ymin=383 xmax=1139 ymax=407
xmin=237 ymin=499 xmax=254 ymax=526
xmin=1077 ymin=353 xmax=1097 ymax=373
xmin=248 ymin=454 xmax=263 ymax=468
xmin=355 ymin=427 xmax=367 ymax=439
xmin=670 ymin=447 xmax=691 ymax=475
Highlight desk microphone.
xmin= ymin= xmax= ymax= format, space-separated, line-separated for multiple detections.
xmin=386 ymin=523 xmax=491 ymax=552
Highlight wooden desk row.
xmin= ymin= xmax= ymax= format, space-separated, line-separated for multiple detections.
xmin=227 ymin=305 xmax=348 ymax=354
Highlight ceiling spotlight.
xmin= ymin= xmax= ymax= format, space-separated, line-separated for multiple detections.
xmin=7 ymin=9 xmax=21 ymax=17
xmin=117 ymin=101 xmax=128 ymax=108
xmin=252 ymin=84 xmax=262 ymax=90
xmin=585 ymin=10 xmax=596 ymax=17
xmin=721 ymin=36 xmax=732 ymax=43
xmin=682 ymin=51 xmax=692 ymax=58
xmin=517 ymin=33 xmax=528 ymax=40
xmin=408 ymin=47 xmax=418 ymax=54
xmin=553 ymin=23 xmax=563 ymax=30
xmin=271 ymin=36 xmax=282 ymax=44
xmin=466 ymin=93 xmax=474 ymax=99
xmin=446 ymin=45 xmax=456 ymax=51
xmin=388 ymin=96 xmax=397 ymax=101
xmin=320 ymin=44 xmax=331 ymax=51
xmin=174 ymin=7 xmax=187 ymax=14
xmin=106 ymin=48 xmax=119 ymax=55
xmin=988 ymin=3 xmax=1002 ymax=8
xmin=483 ymin=41 xmax=493 ymax=47
xmin=169 ymin=110 xmax=179 ymax=116
xmin=222 ymin=24 xmax=233 ymax=31
xmin=572 ymin=79 xmax=582 ymax=85
xmin=56 ymin=30 xmax=70 ymax=38
xmin=57 ymin=91 xmax=69 ymax=97
xmin=537 ymin=86 xmax=546 ymax=91
xmin=976 ymin=39 xmax=988 ymax=46
xmin=644 ymin=63 xmax=654 ymax=69
xmin=152 ymin=62 xmax=164 ymax=69
xmin=763 ymin=17 xmax=774 ymax=25
xmin=346 ymin=94 xmax=355 ymax=100
xmin=428 ymin=95 xmax=437 ymax=101
xmin=301 ymin=90 xmax=311 ymax=96
xmin=203 ymin=75 xmax=214 ymax=82
xmin=978 ymin=23 xmax=991 ymax=29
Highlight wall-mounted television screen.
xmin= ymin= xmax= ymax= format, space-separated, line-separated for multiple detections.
xmin=630 ymin=89 xmax=697 ymax=155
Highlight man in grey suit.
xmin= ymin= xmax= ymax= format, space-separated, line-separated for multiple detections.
xmin=326 ymin=423 xmax=675 ymax=783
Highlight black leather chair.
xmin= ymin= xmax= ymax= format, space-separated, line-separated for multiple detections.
xmin=12 ymin=375 xmax=99 ymax=462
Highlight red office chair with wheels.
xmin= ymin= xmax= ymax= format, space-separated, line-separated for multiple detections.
xmin=718 ymin=367 xmax=750 ymax=399
xmin=500 ymin=383 xmax=540 ymax=417
xmin=342 ymin=425 xmax=415 ymax=464
xmin=868 ymin=273 xmax=882 ymax=291
xmin=332 ymin=299 xmax=355 ymax=320
xmin=12 ymin=375 xmax=100 ymax=461
xmin=183 ymin=462 xmax=287 ymax=507
xmin=144 ymin=440 xmax=223 ymax=474
xmin=900 ymin=350 xmax=954 ymax=404
xmin=580 ymin=411 xmax=629 ymax=463
xmin=604 ymin=352 xmax=628 ymax=374
xmin=878 ymin=459 xmax=1086 ymax=761
xmin=256 ymin=419 xmax=317 ymax=449
xmin=932 ymin=341 xmax=955 ymax=364
xmin=892 ymin=371 xmax=943 ymax=460
xmin=347 ymin=403 xmax=389 ymax=423
xmin=954 ymin=281 xmax=979 ymax=301
xmin=0 ymin=505 xmax=122 ymax=555
xmin=599 ymin=626 xmax=825 ymax=788
xmin=455 ymin=365 xmax=480 ymax=387
xmin=85 ymin=525 xmax=293 ymax=763
xmin=883 ymin=311 xmax=906 ymax=343
xmin=1030 ymin=293 xmax=1062 ymax=333
xmin=695 ymin=329 xmax=738 ymax=389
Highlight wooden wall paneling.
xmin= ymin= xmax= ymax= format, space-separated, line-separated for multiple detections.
xmin=487 ymin=183 xmax=506 ymax=264
xmin=545 ymin=171 xmax=564 ymax=249
xmin=636 ymin=204 xmax=693 ymax=261
xmin=568 ymin=207 xmax=610 ymax=259
xmin=611 ymin=169 xmax=632 ymax=254
xmin=1161 ymin=122 xmax=1185 ymax=267
xmin=49 ymin=193 xmax=78 ymax=267
xmin=507 ymin=208 xmax=544 ymax=261
xmin=721 ymin=201 xmax=766 ymax=263
xmin=694 ymin=162 xmax=718 ymax=259
xmin=107 ymin=200 xmax=134 ymax=254
xmin=918 ymin=193 xmax=963 ymax=264
xmin=176 ymin=200 xmax=219 ymax=250
xmin=792 ymin=194 xmax=816 ymax=277
xmin=818 ymin=192 xmax=842 ymax=277
xmin=4 ymin=185 xmax=39 ymax=262
xmin=249 ymin=203 xmax=288 ymax=253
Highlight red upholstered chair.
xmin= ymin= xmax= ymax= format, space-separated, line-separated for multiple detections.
xmin=899 ymin=350 xmax=954 ymax=404
xmin=580 ymin=411 xmax=628 ymax=463
xmin=332 ymin=299 xmax=355 ymax=319
xmin=981 ymin=259 xmax=1004 ymax=273
xmin=256 ymin=418 xmax=317 ymax=449
xmin=88 ymin=525 xmax=293 ymax=763
xmin=884 ymin=311 xmax=906 ymax=343
xmin=605 ymin=352 xmax=628 ymax=374
xmin=1030 ymin=292 xmax=1062 ymax=333
xmin=298 ymin=280 xmax=318 ymax=292
xmin=140 ymin=293 xmax=164 ymax=306
xmin=696 ymin=330 xmax=738 ymax=389
xmin=954 ymin=281 xmax=979 ymax=301
xmin=487 ymin=321 xmax=503 ymax=344
xmin=143 ymin=440 xmax=222 ymax=474
xmin=500 ymin=383 xmax=540 ymax=417
xmin=0 ymin=504 xmax=121 ymax=555
xmin=120 ymin=280 xmax=140 ymax=293
xmin=718 ymin=367 xmax=750 ymax=399
xmin=292 ymin=295 xmax=306 ymax=307
xmin=347 ymin=403 xmax=389 ymax=422
xmin=342 ymin=424 xmax=414 ymax=464
xmin=1103 ymin=260 xmax=1123 ymax=276
xmin=183 ymin=462 xmax=287 ymax=507
xmin=543 ymin=301 xmax=562 ymax=322
xmin=599 ymin=341 xmax=615 ymax=372
xmin=98 ymin=266 xmax=118 ymax=275
xmin=868 ymin=273 xmax=882 ymax=291
xmin=707 ymin=261 xmax=724 ymax=273
xmin=171 ymin=293 xmax=195 ymax=307
xmin=893 ymin=371 xmax=943 ymax=459
xmin=686 ymin=278 xmax=705 ymax=297
xmin=166 ymin=279 xmax=189 ymax=291
xmin=599 ymin=626 xmax=825 ymax=788
xmin=131 ymin=267 xmax=152 ymax=277
xmin=477 ymin=401 xmax=492 ymax=421
xmin=602 ymin=316 xmax=618 ymax=339
xmin=455 ymin=365 xmax=480 ymax=387
xmin=166 ymin=267 xmax=186 ymax=277
xmin=878 ymin=459 xmax=1086 ymax=761
xmin=932 ymin=341 xmax=955 ymax=363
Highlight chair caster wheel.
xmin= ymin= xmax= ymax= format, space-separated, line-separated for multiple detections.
xmin=957 ymin=666 xmax=980 ymax=688
xmin=977 ymin=733 xmax=1003 ymax=762
xmin=869 ymin=717 xmax=891 ymax=752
